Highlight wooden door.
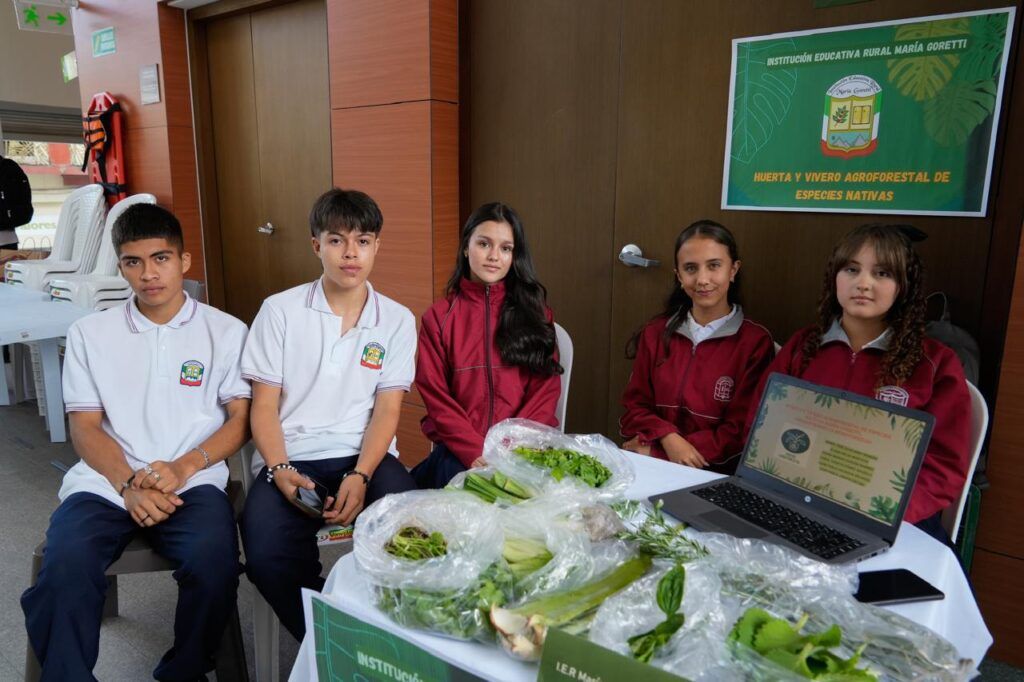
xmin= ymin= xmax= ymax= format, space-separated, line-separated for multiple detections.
xmin=202 ymin=0 xmax=330 ymax=323
xmin=465 ymin=0 xmax=1020 ymax=439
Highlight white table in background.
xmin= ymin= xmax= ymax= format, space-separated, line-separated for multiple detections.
xmin=292 ymin=454 xmax=991 ymax=681
xmin=0 ymin=286 xmax=91 ymax=441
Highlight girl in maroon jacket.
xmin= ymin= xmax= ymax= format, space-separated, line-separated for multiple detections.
xmin=758 ymin=224 xmax=970 ymax=540
xmin=412 ymin=202 xmax=563 ymax=488
xmin=621 ymin=220 xmax=775 ymax=471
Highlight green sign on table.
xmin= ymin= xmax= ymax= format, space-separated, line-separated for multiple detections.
xmin=92 ymin=27 xmax=117 ymax=58
xmin=722 ymin=8 xmax=1015 ymax=216
xmin=538 ymin=628 xmax=687 ymax=682
xmin=311 ymin=596 xmax=483 ymax=682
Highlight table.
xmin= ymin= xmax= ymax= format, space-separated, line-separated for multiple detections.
xmin=0 ymin=286 xmax=90 ymax=441
xmin=292 ymin=454 xmax=992 ymax=681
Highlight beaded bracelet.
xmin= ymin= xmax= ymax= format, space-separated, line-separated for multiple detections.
xmin=265 ymin=462 xmax=297 ymax=483
xmin=342 ymin=468 xmax=370 ymax=486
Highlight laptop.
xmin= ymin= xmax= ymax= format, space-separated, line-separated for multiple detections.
xmin=655 ymin=373 xmax=935 ymax=564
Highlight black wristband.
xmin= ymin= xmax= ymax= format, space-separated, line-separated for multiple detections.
xmin=265 ymin=463 xmax=297 ymax=483
xmin=343 ymin=469 xmax=370 ymax=486
xmin=118 ymin=473 xmax=136 ymax=497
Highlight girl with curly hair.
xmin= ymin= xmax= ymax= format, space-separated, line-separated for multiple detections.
xmin=754 ymin=224 xmax=970 ymax=541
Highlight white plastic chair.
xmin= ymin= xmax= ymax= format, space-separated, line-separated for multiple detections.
xmin=554 ymin=322 xmax=573 ymax=432
xmin=942 ymin=381 xmax=988 ymax=543
xmin=47 ymin=194 xmax=157 ymax=308
xmin=5 ymin=185 xmax=106 ymax=291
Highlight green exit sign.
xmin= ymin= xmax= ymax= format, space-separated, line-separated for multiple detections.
xmin=92 ymin=27 xmax=116 ymax=57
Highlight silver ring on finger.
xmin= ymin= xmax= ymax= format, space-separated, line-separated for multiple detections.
xmin=144 ymin=464 xmax=154 ymax=475
xmin=152 ymin=472 xmax=162 ymax=482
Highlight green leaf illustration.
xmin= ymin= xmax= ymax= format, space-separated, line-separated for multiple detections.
xmin=851 ymin=404 xmax=886 ymax=421
xmin=924 ymin=78 xmax=997 ymax=146
xmin=958 ymin=13 xmax=1008 ymax=82
xmin=844 ymin=491 xmax=862 ymax=510
xmin=732 ymin=41 xmax=798 ymax=164
xmin=889 ymin=467 xmax=907 ymax=495
xmin=887 ymin=19 xmax=969 ymax=101
xmin=869 ymin=495 xmax=898 ymax=524
xmin=760 ymin=457 xmax=779 ymax=475
xmin=766 ymin=383 xmax=789 ymax=403
xmin=747 ymin=437 xmax=760 ymax=462
xmin=813 ymin=394 xmax=840 ymax=409
xmin=901 ymin=418 xmax=925 ymax=452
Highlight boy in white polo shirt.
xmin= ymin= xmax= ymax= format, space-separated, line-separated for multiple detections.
xmin=21 ymin=204 xmax=251 ymax=682
xmin=240 ymin=188 xmax=417 ymax=639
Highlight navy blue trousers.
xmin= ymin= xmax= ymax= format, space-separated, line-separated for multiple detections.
xmin=240 ymin=455 xmax=415 ymax=640
xmin=21 ymin=486 xmax=240 ymax=682
xmin=410 ymin=442 xmax=467 ymax=489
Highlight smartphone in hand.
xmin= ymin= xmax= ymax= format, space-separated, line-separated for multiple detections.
xmin=854 ymin=568 xmax=944 ymax=605
xmin=293 ymin=477 xmax=331 ymax=519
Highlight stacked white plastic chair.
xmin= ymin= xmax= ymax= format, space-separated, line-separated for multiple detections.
xmin=4 ymin=184 xmax=106 ymax=291
xmin=49 ymin=194 xmax=157 ymax=309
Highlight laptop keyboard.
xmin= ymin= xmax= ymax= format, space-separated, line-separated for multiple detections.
xmin=692 ymin=482 xmax=865 ymax=560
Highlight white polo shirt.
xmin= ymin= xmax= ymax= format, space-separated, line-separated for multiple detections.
xmin=59 ymin=293 xmax=251 ymax=508
xmin=241 ymin=279 xmax=415 ymax=472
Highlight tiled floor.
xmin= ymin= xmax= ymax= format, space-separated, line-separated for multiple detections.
xmin=2 ymin=392 xmax=1023 ymax=681
xmin=0 ymin=399 xmax=349 ymax=681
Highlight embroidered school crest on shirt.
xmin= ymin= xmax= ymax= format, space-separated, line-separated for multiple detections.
xmin=875 ymin=385 xmax=910 ymax=407
xmin=180 ymin=360 xmax=205 ymax=387
xmin=713 ymin=376 xmax=734 ymax=402
xmin=360 ymin=342 xmax=385 ymax=370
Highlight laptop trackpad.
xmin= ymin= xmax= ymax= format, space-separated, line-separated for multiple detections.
xmin=699 ymin=510 xmax=769 ymax=539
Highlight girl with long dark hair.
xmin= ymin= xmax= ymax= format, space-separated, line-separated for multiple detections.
xmin=620 ymin=220 xmax=775 ymax=471
xmin=756 ymin=224 xmax=970 ymax=539
xmin=412 ymin=202 xmax=563 ymax=488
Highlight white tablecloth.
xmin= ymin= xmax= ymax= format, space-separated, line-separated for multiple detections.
xmin=292 ymin=453 xmax=991 ymax=680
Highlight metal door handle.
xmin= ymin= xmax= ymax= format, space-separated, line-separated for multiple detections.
xmin=619 ymin=244 xmax=659 ymax=268
xmin=257 ymin=222 xmax=275 ymax=235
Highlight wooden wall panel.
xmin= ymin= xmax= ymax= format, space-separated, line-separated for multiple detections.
xmin=431 ymin=101 xmax=459 ymax=300
xmin=972 ymin=549 xmax=1024 ymax=666
xmin=429 ymin=0 xmax=459 ymax=103
xmin=73 ymin=2 xmax=166 ymax=129
xmin=332 ymin=103 xmax=435 ymax=318
xmin=327 ymin=0 xmax=431 ymax=108
xmin=72 ymin=1 xmax=205 ymax=281
xmin=168 ymin=125 xmax=205 ymax=284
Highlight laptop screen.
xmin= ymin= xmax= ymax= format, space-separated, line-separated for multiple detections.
xmin=741 ymin=374 xmax=933 ymax=526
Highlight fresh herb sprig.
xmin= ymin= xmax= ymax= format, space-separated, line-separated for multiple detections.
xmin=612 ymin=499 xmax=709 ymax=562
xmin=513 ymin=446 xmax=613 ymax=488
xmin=628 ymin=563 xmax=687 ymax=663
xmin=384 ymin=526 xmax=448 ymax=560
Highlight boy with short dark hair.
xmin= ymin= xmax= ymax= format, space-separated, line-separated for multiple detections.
xmin=240 ymin=188 xmax=417 ymax=639
xmin=21 ymin=203 xmax=251 ymax=681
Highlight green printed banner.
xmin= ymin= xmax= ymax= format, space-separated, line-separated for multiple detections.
xmin=538 ymin=628 xmax=688 ymax=682
xmin=722 ymin=8 xmax=1015 ymax=216
xmin=311 ymin=597 xmax=482 ymax=682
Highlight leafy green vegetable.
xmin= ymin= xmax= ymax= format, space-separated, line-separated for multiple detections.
xmin=513 ymin=446 xmax=613 ymax=488
xmin=383 ymin=526 xmax=448 ymax=560
xmin=491 ymin=554 xmax=653 ymax=660
xmin=456 ymin=471 xmax=532 ymax=504
xmin=612 ymin=499 xmax=708 ymax=562
xmin=627 ymin=564 xmax=687 ymax=663
xmin=729 ymin=608 xmax=876 ymax=680
xmin=376 ymin=562 xmax=515 ymax=640
xmin=503 ymin=537 xmax=553 ymax=579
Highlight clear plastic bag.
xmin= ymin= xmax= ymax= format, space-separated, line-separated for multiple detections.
xmin=354 ymin=490 xmax=513 ymax=641
xmin=447 ymin=465 xmax=541 ymax=506
xmin=483 ymin=418 xmax=635 ymax=500
xmin=589 ymin=560 xmax=727 ymax=674
xmin=583 ymin=529 xmax=972 ymax=680
xmin=354 ymin=489 xmax=503 ymax=591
